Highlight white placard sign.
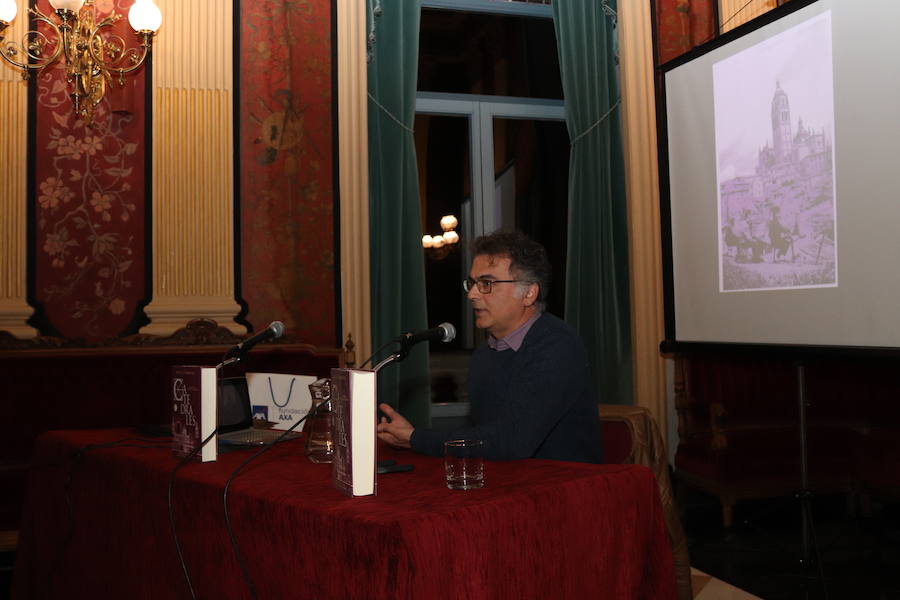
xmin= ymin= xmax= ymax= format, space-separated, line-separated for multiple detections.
xmin=245 ymin=372 xmax=317 ymax=430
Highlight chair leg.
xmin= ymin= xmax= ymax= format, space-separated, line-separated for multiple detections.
xmin=0 ymin=530 xmax=18 ymax=553
xmin=721 ymin=498 xmax=735 ymax=528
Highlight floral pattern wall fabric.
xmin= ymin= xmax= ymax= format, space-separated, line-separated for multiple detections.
xmin=33 ymin=0 xmax=146 ymax=342
xmin=239 ymin=0 xmax=336 ymax=346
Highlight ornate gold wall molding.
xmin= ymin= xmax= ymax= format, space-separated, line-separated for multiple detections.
xmin=140 ymin=0 xmax=244 ymax=336
xmin=336 ymin=0 xmax=372 ymax=365
xmin=719 ymin=0 xmax=778 ymax=32
xmin=0 ymin=8 xmax=38 ymax=339
xmin=619 ymin=0 xmax=668 ymax=444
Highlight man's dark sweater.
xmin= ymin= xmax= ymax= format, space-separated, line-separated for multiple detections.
xmin=410 ymin=313 xmax=603 ymax=463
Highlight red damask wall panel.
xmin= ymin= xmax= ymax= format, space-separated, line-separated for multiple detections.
xmin=239 ymin=0 xmax=336 ymax=346
xmin=33 ymin=0 xmax=146 ymax=342
xmin=656 ymin=0 xmax=717 ymax=65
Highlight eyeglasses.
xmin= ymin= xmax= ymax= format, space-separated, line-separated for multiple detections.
xmin=462 ymin=277 xmax=521 ymax=294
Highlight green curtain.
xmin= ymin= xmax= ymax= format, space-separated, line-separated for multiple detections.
xmin=552 ymin=1 xmax=633 ymax=405
xmin=367 ymin=0 xmax=431 ymax=427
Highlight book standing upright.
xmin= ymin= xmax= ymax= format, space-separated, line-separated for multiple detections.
xmin=330 ymin=368 xmax=376 ymax=496
xmin=171 ymin=365 xmax=217 ymax=462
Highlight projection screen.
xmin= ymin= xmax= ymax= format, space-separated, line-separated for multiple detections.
xmin=660 ymin=0 xmax=900 ymax=352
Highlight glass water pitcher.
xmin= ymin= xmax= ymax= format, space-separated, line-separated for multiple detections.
xmin=305 ymin=378 xmax=334 ymax=463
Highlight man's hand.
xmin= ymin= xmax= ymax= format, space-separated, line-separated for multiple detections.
xmin=376 ymin=403 xmax=414 ymax=449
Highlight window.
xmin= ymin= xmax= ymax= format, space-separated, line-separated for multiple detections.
xmin=416 ymin=2 xmax=569 ymax=408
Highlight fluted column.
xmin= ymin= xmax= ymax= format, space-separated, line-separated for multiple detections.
xmin=719 ymin=0 xmax=777 ymax=32
xmin=337 ymin=0 xmax=371 ymax=364
xmin=0 ymin=4 xmax=38 ymax=339
xmin=619 ymin=1 xmax=668 ymax=442
xmin=141 ymin=0 xmax=245 ymax=335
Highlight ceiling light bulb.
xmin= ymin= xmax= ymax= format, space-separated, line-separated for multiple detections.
xmin=128 ymin=0 xmax=162 ymax=33
xmin=440 ymin=214 xmax=458 ymax=232
xmin=0 ymin=0 xmax=17 ymax=23
xmin=48 ymin=0 xmax=85 ymax=11
xmin=422 ymin=235 xmax=434 ymax=249
xmin=443 ymin=230 xmax=459 ymax=244
xmin=432 ymin=235 xmax=445 ymax=248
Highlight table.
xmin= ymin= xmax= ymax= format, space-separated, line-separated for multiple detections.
xmin=13 ymin=429 xmax=676 ymax=599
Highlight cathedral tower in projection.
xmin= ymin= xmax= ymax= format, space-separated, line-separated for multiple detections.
xmin=755 ymin=82 xmax=831 ymax=180
xmin=771 ymin=82 xmax=792 ymax=162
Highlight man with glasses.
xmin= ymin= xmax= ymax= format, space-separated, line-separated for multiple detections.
xmin=377 ymin=230 xmax=603 ymax=463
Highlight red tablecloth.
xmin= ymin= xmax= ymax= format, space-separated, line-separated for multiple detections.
xmin=13 ymin=429 xmax=676 ymax=599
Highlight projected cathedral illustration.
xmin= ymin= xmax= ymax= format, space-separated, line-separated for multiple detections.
xmin=718 ymin=82 xmax=837 ymax=292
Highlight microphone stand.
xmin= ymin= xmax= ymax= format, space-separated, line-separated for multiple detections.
xmin=372 ymin=353 xmax=400 ymax=373
xmin=372 ymin=351 xmax=403 ymax=373
xmin=216 ymin=356 xmax=241 ymax=371
xmin=372 ymin=338 xmax=416 ymax=373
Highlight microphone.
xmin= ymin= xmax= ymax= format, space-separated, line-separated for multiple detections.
xmin=396 ymin=322 xmax=456 ymax=346
xmin=372 ymin=323 xmax=456 ymax=372
xmin=228 ymin=321 xmax=285 ymax=356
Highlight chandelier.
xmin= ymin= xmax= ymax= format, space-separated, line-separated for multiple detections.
xmin=422 ymin=214 xmax=460 ymax=260
xmin=0 ymin=0 xmax=162 ymax=126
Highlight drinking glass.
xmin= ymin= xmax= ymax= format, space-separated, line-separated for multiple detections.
xmin=444 ymin=439 xmax=484 ymax=490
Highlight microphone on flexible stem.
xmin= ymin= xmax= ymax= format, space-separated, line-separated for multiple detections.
xmin=220 ymin=321 xmax=285 ymax=367
xmin=373 ymin=323 xmax=457 ymax=372
xmin=395 ymin=322 xmax=457 ymax=346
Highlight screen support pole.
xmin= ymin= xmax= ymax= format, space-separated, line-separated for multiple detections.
xmin=795 ymin=361 xmax=828 ymax=598
xmin=796 ymin=361 xmax=812 ymax=565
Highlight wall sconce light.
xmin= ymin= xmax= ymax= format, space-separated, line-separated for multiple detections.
xmin=0 ymin=0 xmax=162 ymax=126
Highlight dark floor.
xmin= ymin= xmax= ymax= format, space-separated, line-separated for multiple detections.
xmin=680 ymin=481 xmax=900 ymax=600
xmin=0 ymin=550 xmax=12 ymax=600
